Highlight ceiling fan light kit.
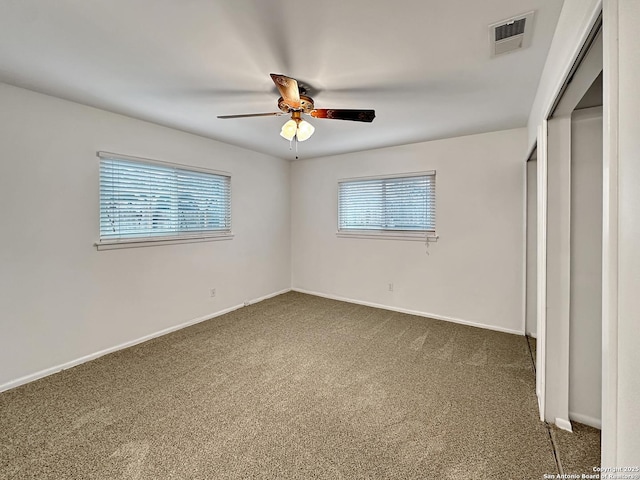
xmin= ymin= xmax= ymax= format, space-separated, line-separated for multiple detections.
xmin=280 ymin=119 xmax=298 ymax=141
xmin=218 ymin=73 xmax=375 ymax=155
xmin=295 ymin=119 xmax=315 ymax=142
xmin=280 ymin=111 xmax=315 ymax=142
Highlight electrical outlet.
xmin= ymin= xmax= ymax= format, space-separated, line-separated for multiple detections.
xmin=388 ymin=283 xmax=394 ymax=292
xmin=210 ymin=288 xmax=216 ymax=298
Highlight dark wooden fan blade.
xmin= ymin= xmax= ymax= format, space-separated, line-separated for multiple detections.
xmin=309 ymin=109 xmax=376 ymax=123
xmin=217 ymin=112 xmax=285 ymax=119
xmin=270 ymin=73 xmax=301 ymax=108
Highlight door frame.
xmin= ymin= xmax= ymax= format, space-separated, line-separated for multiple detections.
xmin=601 ymin=0 xmax=619 ymax=465
xmin=536 ymin=121 xmax=548 ymax=421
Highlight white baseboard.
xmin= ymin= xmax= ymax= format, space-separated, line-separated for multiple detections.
xmin=291 ymin=288 xmax=524 ymax=336
xmin=538 ymin=393 xmax=544 ymax=422
xmin=569 ymin=412 xmax=602 ymax=429
xmin=0 ymin=288 xmax=291 ymax=394
xmin=555 ymin=417 xmax=574 ymax=432
xmin=244 ymin=288 xmax=291 ymax=306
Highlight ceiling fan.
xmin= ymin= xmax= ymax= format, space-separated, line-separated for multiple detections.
xmin=217 ymin=74 xmax=375 ymax=145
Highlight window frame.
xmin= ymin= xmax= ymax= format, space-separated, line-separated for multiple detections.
xmin=95 ymin=151 xmax=233 ymax=250
xmin=336 ymin=171 xmax=437 ymax=242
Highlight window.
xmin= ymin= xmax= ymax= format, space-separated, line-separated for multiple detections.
xmin=98 ymin=152 xmax=231 ymax=247
xmin=338 ymin=172 xmax=436 ymax=240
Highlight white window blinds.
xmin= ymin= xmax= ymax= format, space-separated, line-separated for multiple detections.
xmin=99 ymin=153 xmax=231 ymax=241
xmin=338 ymin=173 xmax=436 ymax=232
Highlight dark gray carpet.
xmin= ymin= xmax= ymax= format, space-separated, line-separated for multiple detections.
xmin=552 ymin=422 xmax=601 ymax=476
xmin=1 ymin=292 xmax=559 ymax=479
xmin=525 ymin=335 xmax=601 ymax=476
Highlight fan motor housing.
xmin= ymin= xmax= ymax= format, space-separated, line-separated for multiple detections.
xmin=278 ymin=95 xmax=315 ymax=113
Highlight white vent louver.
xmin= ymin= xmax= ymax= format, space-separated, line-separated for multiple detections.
xmin=489 ymin=11 xmax=535 ymax=57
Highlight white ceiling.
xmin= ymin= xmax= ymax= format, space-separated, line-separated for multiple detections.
xmin=0 ymin=0 xmax=564 ymax=160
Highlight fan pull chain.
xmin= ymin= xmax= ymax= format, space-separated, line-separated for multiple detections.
xmin=295 ymin=136 xmax=299 ymax=160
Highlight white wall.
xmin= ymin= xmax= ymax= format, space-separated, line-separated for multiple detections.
xmin=526 ymin=159 xmax=538 ymax=336
xmin=615 ymin=0 xmax=640 ymax=464
xmin=527 ymin=0 xmax=601 ymax=148
xmin=569 ymin=107 xmax=603 ymax=428
xmin=291 ymin=128 xmax=527 ymax=334
xmin=0 ymin=83 xmax=291 ymax=390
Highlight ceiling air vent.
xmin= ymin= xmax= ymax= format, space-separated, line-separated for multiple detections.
xmin=489 ymin=11 xmax=535 ymax=57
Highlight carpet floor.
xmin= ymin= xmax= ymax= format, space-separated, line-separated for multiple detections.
xmin=525 ymin=336 xmax=602 ymax=476
xmin=2 ymin=292 xmax=563 ymax=479
xmin=552 ymin=422 xmax=601 ymax=476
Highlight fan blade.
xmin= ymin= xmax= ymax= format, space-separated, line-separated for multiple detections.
xmin=217 ymin=112 xmax=285 ymax=119
xmin=309 ymin=109 xmax=375 ymax=123
xmin=270 ymin=73 xmax=301 ymax=108
xmin=309 ymin=108 xmax=376 ymax=122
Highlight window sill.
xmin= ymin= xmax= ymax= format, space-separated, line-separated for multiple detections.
xmin=336 ymin=231 xmax=438 ymax=242
xmin=95 ymin=233 xmax=234 ymax=250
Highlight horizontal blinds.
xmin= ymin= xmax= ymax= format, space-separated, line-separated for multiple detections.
xmin=99 ymin=157 xmax=231 ymax=240
xmin=338 ymin=174 xmax=435 ymax=232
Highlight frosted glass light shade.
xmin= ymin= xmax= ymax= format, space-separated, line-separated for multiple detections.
xmin=280 ymin=119 xmax=297 ymax=140
xmin=296 ymin=120 xmax=315 ymax=141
